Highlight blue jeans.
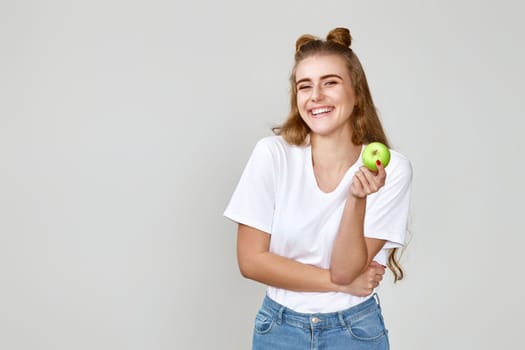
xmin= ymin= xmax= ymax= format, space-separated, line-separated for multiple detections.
xmin=252 ymin=294 xmax=389 ymax=350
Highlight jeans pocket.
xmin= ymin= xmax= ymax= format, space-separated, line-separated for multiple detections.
xmin=254 ymin=309 xmax=275 ymax=335
xmin=347 ymin=308 xmax=387 ymax=341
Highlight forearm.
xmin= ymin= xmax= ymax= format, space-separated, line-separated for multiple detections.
xmin=329 ymin=196 xmax=368 ymax=285
xmin=239 ymin=251 xmax=339 ymax=293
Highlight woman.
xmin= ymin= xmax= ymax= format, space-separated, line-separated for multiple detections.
xmin=224 ymin=27 xmax=412 ymax=349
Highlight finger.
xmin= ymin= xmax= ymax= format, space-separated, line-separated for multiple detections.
xmin=369 ymin=261 xmax=386 ymax=275
xmin=369 ymin=261 xmax=386 ymax=268
xmin=351 ymin=175 xmax=364 ymax=192
xmin=373 ymin=270 xmax=385 ymax=280
xmin=350 ymin=174 xmax=366 ymax=198
xmin=355 ymin=170 xmax=372 ymax=193
xmin=360 ymin=167 xmax=384 ymax=194
xmin=369 ymin=280 xmax=379 ymax=290
xmin=372 ymin=270 xmax=384 ymax=283
xmin=375 ymin=160 xmax=387 ymax=182
xmin=368 ymin=265 xmax=384 ymax=275
xmin=359 ymin=167 xmax=382 ymax=192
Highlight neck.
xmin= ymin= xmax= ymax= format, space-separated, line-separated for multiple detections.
xmin=310 ymin=129 xmax=361 ymax=171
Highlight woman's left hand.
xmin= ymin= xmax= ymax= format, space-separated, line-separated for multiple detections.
xmin=349 ymin=161 xmax=387 ymax=198
xmin=337 ymin=261 xmax=386 ymax=296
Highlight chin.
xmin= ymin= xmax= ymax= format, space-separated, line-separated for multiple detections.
xmin=310 ymin=129 xmax=336 ymax=138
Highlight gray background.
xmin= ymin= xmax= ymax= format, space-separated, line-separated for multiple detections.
xmin=1 ymin=0 xmax=524 ymax=349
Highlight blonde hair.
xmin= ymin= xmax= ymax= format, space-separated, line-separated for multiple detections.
xmin=273 ymin=27 xmax=405 ymax=282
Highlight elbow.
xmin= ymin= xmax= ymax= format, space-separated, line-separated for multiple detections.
xmin=238 ymin=261 xmax=251 ymax=279
xmin=330 ymin=259 xmax=368 ymax=285
xmin=238 ymin=264 xmax=252 ymax=279
xmin=238 ymin=256 xmax=257 ymax=280
xmin=330 ymin=270 xmax=356 ymax=286
xmin=237 ymin=247 xmax=267 ymax=281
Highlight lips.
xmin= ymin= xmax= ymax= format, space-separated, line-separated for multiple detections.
xmin=310 ymin=106 xmax=334 ymax=118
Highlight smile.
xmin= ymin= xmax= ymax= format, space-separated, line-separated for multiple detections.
xmin=310 ymin=107 xmax=334 ymax=117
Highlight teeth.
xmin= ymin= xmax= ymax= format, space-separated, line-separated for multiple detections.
xmin=312 ymin=107 xmax=333 ymax=115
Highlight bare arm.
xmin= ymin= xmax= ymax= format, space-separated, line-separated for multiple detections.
xmin=237 ymin=223 xmax=336 ymax=292
xmin=237 ymin=223 xmax=386 ymax=294
xmin=329 ymin=162 xmax=388 ymax=285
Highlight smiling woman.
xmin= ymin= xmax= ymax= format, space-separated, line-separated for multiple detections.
xmin=294 ymin=55 xmax=357 ymax=138
xmin=224 ymin=27 xmax=413 ymax=350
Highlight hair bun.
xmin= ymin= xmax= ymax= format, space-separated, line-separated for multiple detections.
xmin=295 ymin=34 xmax=318 ymax=53
xmin=326 ymin=27 xmax=352 ymax=48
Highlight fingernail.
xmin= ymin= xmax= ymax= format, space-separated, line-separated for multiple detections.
xmin=376 ymin=160 xmax=382 ymax=166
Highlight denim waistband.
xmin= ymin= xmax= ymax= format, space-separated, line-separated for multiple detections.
xmin=260 ymin=294 xmax=382 ymax=330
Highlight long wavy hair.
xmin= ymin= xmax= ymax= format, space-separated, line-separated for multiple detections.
xmin=273 ymin=27 xmax=405 ymax=282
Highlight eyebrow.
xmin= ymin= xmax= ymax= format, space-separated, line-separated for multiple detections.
xmin=295 ymin=74 xmax=344 ymax=85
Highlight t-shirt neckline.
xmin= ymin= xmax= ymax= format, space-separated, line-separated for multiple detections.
xmin=306 ymin=144 xmax=365 ymax=196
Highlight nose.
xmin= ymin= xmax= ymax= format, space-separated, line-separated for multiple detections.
xmin=310 ymin=85 xmax=323 ymax=102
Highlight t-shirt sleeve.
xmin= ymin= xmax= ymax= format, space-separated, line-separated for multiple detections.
xmin=223 ymin=139 xmax=277 ymax=234
xmin=364 ymin=154 xmax=413 ymax=248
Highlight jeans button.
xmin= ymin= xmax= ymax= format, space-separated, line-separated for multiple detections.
xmin=311 ymin=316 xmax=321 ymax=324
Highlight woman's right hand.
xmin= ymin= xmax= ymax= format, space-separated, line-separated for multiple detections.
xmin=337 ymin=261 xmax=386 ymax=297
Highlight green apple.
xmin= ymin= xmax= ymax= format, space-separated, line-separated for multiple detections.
xmin=362 ymin=142 xmax=391 ymax=171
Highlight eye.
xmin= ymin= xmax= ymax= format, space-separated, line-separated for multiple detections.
xmin=324 ymin=80 xmax=338 ymax=86
xmin=298 ymin=84 xmax=312 ymax=90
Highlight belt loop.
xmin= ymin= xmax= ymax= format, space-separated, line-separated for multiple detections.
xmin=276 ymin=305 xmax=285 ymax=325
xmin=373 ymin=293 xmax=382 ymax=308
xmin=337 ymin=311 xmax=347 ymax=329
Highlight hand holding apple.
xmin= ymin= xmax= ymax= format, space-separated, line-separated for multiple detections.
xmin=362 ymin=142 xmax=391 ymax=171
xmin=350 ymin=163 xmax=387 ymax=198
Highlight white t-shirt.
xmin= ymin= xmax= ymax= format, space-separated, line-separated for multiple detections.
xmin=224 ymin=136 xmax=412 ymax=313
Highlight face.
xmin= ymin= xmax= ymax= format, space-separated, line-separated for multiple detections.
xmin=295 ymin=54 xmax=356 ymax=138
